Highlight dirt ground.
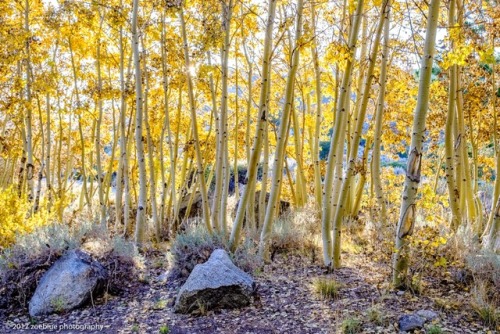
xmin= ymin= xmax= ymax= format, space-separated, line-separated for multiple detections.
xmin=0 ymin=244 xmax=495 ymax=334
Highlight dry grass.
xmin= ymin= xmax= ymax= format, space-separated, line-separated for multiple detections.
xmin=312 ymin=277 xmax=340 ymax=300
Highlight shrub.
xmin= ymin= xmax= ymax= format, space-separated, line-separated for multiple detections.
xmin=466 ymin=250 xmax=500 ymax=292
xmin=170 ymin=224 xmax=261 ymax=280
xmin=471 ymin=281 xmax=499 ymax=329
xmin=0 ymin=186 xmax=55 ymax=249
xmin=268 ymin=204 xmax=321 ymax=261
xmin=396 ymin=225 xmax=452 ymax=292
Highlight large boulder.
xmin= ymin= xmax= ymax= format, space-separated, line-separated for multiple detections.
xmin=29 ymin=249 xmax=107 ymax=317
xmin=174 ymin=249 xmax=255 ymax=314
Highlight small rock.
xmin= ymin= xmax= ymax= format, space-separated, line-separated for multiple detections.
xmin=398 ymin=314 xmax=425 ymax=332
xmin=416 ymin=309 xmax=438 ymax=321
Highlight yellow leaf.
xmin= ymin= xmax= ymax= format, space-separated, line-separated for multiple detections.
xmin=433 ymin=257 xmax=447 ymax=267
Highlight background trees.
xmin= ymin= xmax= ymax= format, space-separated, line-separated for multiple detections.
xmin=0 ymin=0 xmax=498 ymax=269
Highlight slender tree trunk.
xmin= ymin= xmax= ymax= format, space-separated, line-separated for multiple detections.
xmin=485 ymin=52 xmax=499 ymax=250
xmin=258 ymin=0 xmax=304 ymax=259
xmin=132 ymin=0 xmax=148 ymax=246
xmin=322 ymin=0 xmax=364 ymax=267
xmin=393 ymin=0 xmax=441 ymax=287
xmin=351 ymin=137 xmax=371 ymax=217
xmin=213 ymin=0 xmax=234 ymax=234
xmin=143 ymin=42 xmax=160 ymax=241
xmin=24 ymin=0 xmax=35 ymax=205
xmin=229 ymin=0 xmax=277 ymax=251
xmin=321 ymin=0 xmax=364 ymax=268
xmin=179 ymin=8 xmax=212 ymax=234
xmin=34 ymin=97 xmax=45 ymax=214
xmin=96 ymin=28 xmax=107 ymax=228
xmin=331 ymin=0 xmax=387 ymax=268
xmin=69 ymin=38 xmax=92 ymax=214
xmin=160 ymin=12 xmax=177 ymax=237
xmin=258 ymin=118 xmax=269 ymax=230
xmin=455 ymin=0 xmax=477 ymax=226
xmin=444 ymin=0 xmax=462 ymax=230
xmin=372 ymin=1 xmax=391 ymax=226
xmin=46 ymin=93 xmax=52 ymax=211
xmin=311 ymin=3 xmax=323 ymax=211
xmin=115 ymin=0 xmax=126 ymax=232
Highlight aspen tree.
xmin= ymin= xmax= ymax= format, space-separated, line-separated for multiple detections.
xmin=179 ymin=8 xmax=212 ymax=234
xmin=258 ymin=115 xmax=270 ymax=229
xmin=488 ymin=197 xmax=500 ymax=251
xmin=115 ymin=0 xmax=127 ymax=232
xmin=143 ymin=40 xmax=160 ymax=241
xmin=242 ymin=41 xmax=252 ymax=168
xmin=321 ymin=0 xmax=364 ymax=267
xmin=132 ymin=0 xmax=148 ymax=245
xmin=96 ymin=16 xmax=107 ymax=228
xmin=351 ymin=137 xmax=371 ymax=217
xmin=291 ymin=84 xmax=307 ymax=208
xmin=213 ymin=0 xmax=234 ymax=234
xmin=371 ymin=1 xmax=390 ymax=226
xmin=234 ymin=47 xmax=240 ymax=201
xmin=485 ymin=53 xmax=499 ymax=251
xmin=45 ymin=94 xmax=52 ymax=211
xmin=123 ymin=97 xmax=135 ymax=236
xmin=455 ymin=0 xmax=477 ymax=225
xmin=258 ymin=0 xmax=304 ymax=259
xmin=393 ymin=0 xmax=441 ymax=287
xmin=103 ymin=99 xmax=118 ymax=222
xmin=171 ymin=90 xmax=188 ymax=234
xmin=69 ymin=38 xmax=92 ymax=214
xmin=444 ymin=0 xmax=462 ymax=230
xmin=160 ymin=12 xmax=177 ymax=235
xmin=24 ymin=0 xmax=35 ymax=206
xmin=229 ymin=0 xmax=277 ymax=251
xmin=311 ymin=2 xmax=323 ymax=210
xmin=331 ymin=0 xmax=388 ymax=268
xmin=34 ymin=97 xmax=45 ymax=214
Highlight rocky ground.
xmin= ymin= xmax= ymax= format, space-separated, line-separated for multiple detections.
xmin=0 ymin=245 xmax=495 ymax=334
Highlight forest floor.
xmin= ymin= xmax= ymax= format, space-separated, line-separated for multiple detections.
xmin=0 ymin=242 xmax=495 ymax=334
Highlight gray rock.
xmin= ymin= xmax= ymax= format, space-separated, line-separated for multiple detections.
xmin=416 ymin=309 xmax=438 ymax=321
xmin=398 ymin=314 xmax=425 ymax=332
xmin=29 ymin=249 xmax=107 ymax=317
xmin=174 ymin=249 xmax=255 ymax=314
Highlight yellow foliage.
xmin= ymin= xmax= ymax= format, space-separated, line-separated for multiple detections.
xmin=408 ymin=226 xmax=451 ymax=270
xmin=479 ymin=47 xmax=496 ymax=64
xmin=0 ymin=187 xmax=29 ymax=248
xmin=0 ymin=187 xmax=51 ymax=249
xmin=442 ymin=43 xmax=473 ymax=69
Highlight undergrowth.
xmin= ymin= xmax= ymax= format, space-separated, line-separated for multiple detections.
xmin=269 ymin=203 xmax=320 ymax=261
xmin=0 ymin=186 xmax=55 ymax=250
xmin=0 ymin=220 xmax=143 ymax=311
xmin=170 ymin=223 xmax=262 ymax=280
